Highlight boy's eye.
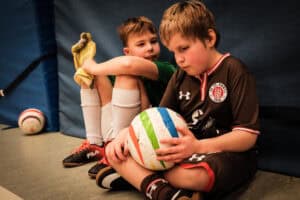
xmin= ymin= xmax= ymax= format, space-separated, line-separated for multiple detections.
xmin=179 ymin=46 xmax=188 ymax=52
xmin=150 ymin=39 xmax=158 ymax=44
xmin=136 ymin=42 xmax=145 ymax=47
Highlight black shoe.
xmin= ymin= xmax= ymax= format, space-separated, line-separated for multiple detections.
xmin=62 ymin=140 xmax=104 ymax=167
xmin=147 ymin=186 xmax=202 ymax=200
xmin=173 ymin=191 xmax=202 ymax=200
xmin=95 ymin=165 xmax=134 ymax=190
xmin=88 ymin=159 xmax=108 ymax=178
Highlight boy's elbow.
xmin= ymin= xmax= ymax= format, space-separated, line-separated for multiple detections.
xmin=245 ymin=132 xmax=258 ymax=150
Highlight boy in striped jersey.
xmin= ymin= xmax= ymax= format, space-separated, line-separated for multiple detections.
xmin=98 ymin=1 xmax=260 ymax=200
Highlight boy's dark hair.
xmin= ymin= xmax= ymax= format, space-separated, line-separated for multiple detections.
xmin=159 ymin=0 xmax=220 ymax=47
xmin=118 ymin=16 xmax=157 ymax=47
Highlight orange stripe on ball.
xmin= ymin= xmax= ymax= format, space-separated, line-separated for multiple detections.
xmin=129 ymin=125 xmax=145 ymax=165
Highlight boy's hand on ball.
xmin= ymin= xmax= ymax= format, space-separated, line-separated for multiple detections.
xmin=128 ymin=107 xmax=188 ymax=170
xmin=156 ymin=126 xmax=197 ymax=163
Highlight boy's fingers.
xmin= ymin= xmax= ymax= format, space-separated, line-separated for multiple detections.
xmin=176 ymin=126 xmax=192 ymax=136
xmin=115 ymin=144 xmax=127 ymax=161
xmin=156 ymin=153 xmax=181 ymax=162
xmin=123 ymin=140 xmax=129 ymax=156
xmin=160 ymin=137 xmax=180 ymax=145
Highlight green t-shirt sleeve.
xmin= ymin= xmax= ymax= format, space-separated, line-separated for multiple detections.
xmin=154 ymin=60 xmax=176 ymax=84
xmin=141 ymin=61 xmax=176 ymax=106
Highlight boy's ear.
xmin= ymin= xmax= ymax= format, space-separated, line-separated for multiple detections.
xmin=123 ymin=47 xmax=130 ymax=55
xmin=206 ymin=29 xmax=217 ymax=48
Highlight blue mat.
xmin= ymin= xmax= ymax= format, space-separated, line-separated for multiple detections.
xmin=0 ymin=0 xmax=58 ymax=131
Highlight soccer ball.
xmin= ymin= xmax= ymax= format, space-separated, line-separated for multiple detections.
xmin=18 ymin=108 xmax=45 ymax=135
xmin=127 ymin=107 xmax=187 ymax=171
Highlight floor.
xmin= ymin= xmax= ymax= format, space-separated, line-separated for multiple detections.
xmin=1 ymin=124 xmax=300 ymax=200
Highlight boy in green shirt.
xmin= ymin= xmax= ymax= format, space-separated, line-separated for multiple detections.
xmin=62 ymin=16 xmax=175 ymax=179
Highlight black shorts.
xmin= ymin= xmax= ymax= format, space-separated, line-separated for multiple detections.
xmin=180 ymin=149 xmax=257 ymax=198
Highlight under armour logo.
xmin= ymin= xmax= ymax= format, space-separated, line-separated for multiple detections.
xmin=188 ymin=154 xmax=206 ymax=162
xmin=179 ymin=91 xmax=191 ymax=100
xmin=146 ymin=179 xmax=167 ymax=199
xmin=86 ymin=150 xmax=99 ymax=159
xmin=146 ymin=183 xmax=157 ymax=199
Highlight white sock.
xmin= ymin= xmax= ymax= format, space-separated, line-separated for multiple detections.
xmin=80 ymin=89 xmax=103 ymax=145
xmin=100 ymin=103 xmax=114 ymax=142
xmin=111 ymin=88 xmax=141 ymax=138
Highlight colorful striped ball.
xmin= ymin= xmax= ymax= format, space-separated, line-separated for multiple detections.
xmin=127 ymin=107 xmax=187 ymax=171
xmin=18 ymin=108 xmax=45 ymax=135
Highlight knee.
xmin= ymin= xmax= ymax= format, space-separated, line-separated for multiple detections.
xmin=105 ymin=150 xmax=119 ymax=169
xmin=164 ymin=167 xmax=210 ymax=191
xmin=114 ymin=75 xmax=140 ymax=89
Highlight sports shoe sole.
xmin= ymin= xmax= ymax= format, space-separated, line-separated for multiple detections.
xmin=95 ymin=165 xmax=115 ymax=189
xmin=63 ymin=162 xmax=86 ymax=168
xmin=88 ymin=172 xmax=97 ymax=178
xmin=177 ymin=192 xmax=203 ymax=200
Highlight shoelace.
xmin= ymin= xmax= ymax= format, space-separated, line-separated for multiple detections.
xmin=72 ymin=140 xmax=90 ymax=154
xmin=97 ymin=157 xmax=109 ymax=165
xmin=97 ymin=140 xmax=113 ymax=165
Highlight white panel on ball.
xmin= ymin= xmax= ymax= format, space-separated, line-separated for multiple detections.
xmin=18 ymin=108 xmax=45 ymax=135
xmin=127 ymin=107 xmax=187 ymax=171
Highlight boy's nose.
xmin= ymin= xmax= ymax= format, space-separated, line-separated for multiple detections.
xmin=175 ymin=55 xmax=184 ymax=64
xmin=146 ymin=43 xmax=154 ymax=51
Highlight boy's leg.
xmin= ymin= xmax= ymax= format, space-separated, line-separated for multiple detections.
xmin=63 ymin=76 xmax=113 ymax=168
xmin=89 ymin=75 xmax=146 ymax=177
xmin=176 ymin=151 xmax=257 ymax=199
xmin=81 ymin=88 xmax=103 ymax=145
xmin=140 ymin=173 xmax=202 ymax=200
xmin=164 ymin=162 xmax=210 ymax=191
xmin=97 ymin=154 xmax=201 ymax=200
xmin=92 ymin=76 xmax=150 ymax=178
xmin=84 ymin=76 xmax=115 ymax=177
xmin=109 ymin=75 xmax=147 ymax=139
xmin=94 ymin=75 xmax=114 ymax=143
xmin=96 ymin=155 xmax=152 ymax=190
xmin=90 ymin=76 xmax=142 ymax=176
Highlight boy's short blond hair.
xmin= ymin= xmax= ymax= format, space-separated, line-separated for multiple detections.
xmin=159 ymin=0 xmax=219 ymax=47
xmin=118 ymin=16 xmax=157 ymax=47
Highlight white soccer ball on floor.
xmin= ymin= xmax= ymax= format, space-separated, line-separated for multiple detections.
xmin=18 ymin=108 xmax=45 ymax=135
xmin=127 ymin=107 xmax=187 ymax=171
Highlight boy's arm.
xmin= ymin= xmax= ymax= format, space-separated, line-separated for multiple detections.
xmin=156 ymin=128 xmax=257 ymax=163
xmin=195 ymin=130 xmax=258 ymax=153
xmin=82 ymin=56 xmax=159 ymax=80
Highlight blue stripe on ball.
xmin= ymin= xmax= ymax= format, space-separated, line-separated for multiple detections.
xmin=157 ymin=107 xmax=179 ymax=138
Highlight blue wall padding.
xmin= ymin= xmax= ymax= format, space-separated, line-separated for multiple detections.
xmin=205 ymin=0 xmax=300 ymax=177
xmin=258 ymin=107 xmax=300 ymax=177
xmin=0 ymin=0 xmax=58 ymax=131
xmin=54 ymin=0 xmax=300 ymax=177
xmin=207 ymin=0 xmax=300 ymax=107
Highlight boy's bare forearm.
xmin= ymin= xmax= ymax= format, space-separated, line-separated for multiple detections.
xmin=196 ymin=130 xmax=258 ymax=153
xmin=83 ymin=56 xmax=158 ymax=80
